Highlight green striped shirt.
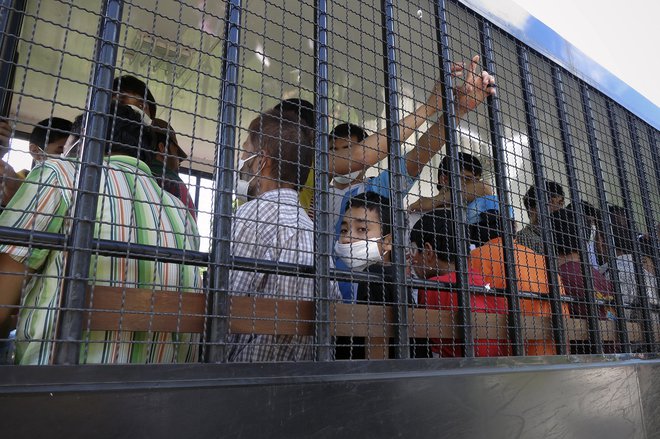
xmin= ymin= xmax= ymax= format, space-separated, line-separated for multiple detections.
xmin=0 ymin=156 xmax=201 ymax=365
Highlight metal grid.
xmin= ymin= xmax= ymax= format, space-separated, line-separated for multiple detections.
xmin=0 ymin=0 xmax=658 ymax=365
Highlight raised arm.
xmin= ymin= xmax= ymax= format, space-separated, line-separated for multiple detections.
xmin=404 ymin=55 xmax=495 ymax=179
xmin=409 ymin=178 xmax=493 ymax=212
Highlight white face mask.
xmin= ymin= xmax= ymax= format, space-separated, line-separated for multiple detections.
xmin=126 ymin=104 xmax=152 ymax=126
xmin=334 ymin=238 xmax=383 ymax=271
xmin=235 ymin=154 xmax=259 ymax=202
xmin=333 ymin=169 xmax=362 ymax=185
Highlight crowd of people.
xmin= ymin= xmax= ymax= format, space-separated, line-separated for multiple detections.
xmin=0 ymin=53 xmax=657 ymax=364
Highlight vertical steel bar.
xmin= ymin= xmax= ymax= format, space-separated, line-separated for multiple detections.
xmin=380 ymin=0 xmax=409 ymax=358
xmin=0 ymin=0 xmax=25 ymax=117
xmin=53 ymin=0 xmax=124 ymax=364
xmin=606 ymin=101 xmax=655 ymax=351
xmin=645 ymin=124 xmax=660 ymax=310
xmin=624 ymin=111 xmax=657 ymax=351
xmin=517 ymin=46 xmax=604 ymax=353
xmin=206 ymin=0 xmax=242 ymax=363
xmin=579 ymin=85 xmax=631 ymax=352
xmin=434 ymin=0 xmax=473 ymax=357
xmin=648 ymin=126 xmax=660 ymax=190
xmin=479 ymin=20 xmax=524 ymax=356
xmin=552 ymin=67 xmax=605 ymax=352
xmin=313 ymin=0 xmax=332 ymax=361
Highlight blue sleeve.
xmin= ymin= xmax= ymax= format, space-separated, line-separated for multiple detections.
xmin=365 ymin=168 xmax=415 ymax=198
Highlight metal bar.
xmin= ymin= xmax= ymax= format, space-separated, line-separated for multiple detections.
xmin=516 ymin=46 xmax=600 ymax=353
xmin=552 ymin=67 xmax=604 ymax=353
xmin=606 ymin=101 xmax=655 ymax=351
xmin=206 ymin=0 xmax=242 ymax=363
xmin=434 ymin=0 xmax=473 ymax=357
xmin=0 ymin=0 xmax=25 ymax=118
xmin=313 ymin=0 xmax=332 ymax=362
xmin=579 ymin=85 xmax=631 ymax=351
xmin=380 ymin=0 xmax=409 ymax=359
xmin=479 ymin=20 xmax=524 ymax=356
xmin=52 ymin=0 xmax=124 ymax=365
xmin=624 ymin=111 xmax=657 ymax=351
xmin=645 ymin=124 xmax=660 ymax=313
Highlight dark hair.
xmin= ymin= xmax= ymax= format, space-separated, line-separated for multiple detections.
xmin=551 ymin=207 xmax=580 ymax=256
xmin=272 ymin=98 xmax=315 ymax=129
xmin=469 ymin=209 xmax=503 ymax=247
xmin=344 ymin=191 xmax=392 ymax=237
xmin=71 ymin=103 xmax=153 ymax=162
xmin=608 ymin=205 xmax=635 ymax=254
xmin=330 ymin=123 xmax=368 ymax=143
xmin=247 ymin=108 xmax=314 ymax=187
xmin=112 ymin=75 xmax=157 ymax=119
xmin=638 ymin=235 xmax=655 ymax=259
xmin=439 ymin=152 xmax=483 ymax=179
xmin=523 ymin=180 xmax=565 ymax=211
xmin=410 ymin=210 xmax=457 ymax=263
xmin=29 ymin=117 xmax=72 ymax=149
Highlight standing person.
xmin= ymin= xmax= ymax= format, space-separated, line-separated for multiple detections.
xmin=228 ymin=108 xmax=340 ymax=362
xmin=516 ymin=181 xmax=565 ymax=254
xmin=0 ymin=104 xmax=201 ymax=365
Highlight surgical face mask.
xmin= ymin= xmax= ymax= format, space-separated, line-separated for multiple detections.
xmin=334 ymin=238 xmax=382 ymax=271
xmin=235 ymin=154 xmax=259 ymax=202
xmin=333 ymin=169 xmax=362 ymax=185
xmin=126 ymin=104 xmax=152 ymax=126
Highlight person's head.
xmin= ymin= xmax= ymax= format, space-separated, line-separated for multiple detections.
xmin=66 ymin=103 xmax=153 ymax=162
xmin=335 ymin=192 xmax=392 ymax=270
xmin=550 ymin=207 xmax=580 ymax=257
xmin=28 ymin=117 xmax=72 ymax=161
xmin=272 ymin=98 xmax=315 ymax=129
xmin=410 ymin=210 xmax=458 ymax=278
xmin=112 ymin=75 xmax=157 ymax=119
xmin=469 ymin=209 xmax=505 ymax=247
xmin=151 ymin=118 xmax=187 ymax=171
xmin=638 ymin=235 xmax=656 ymax=275
xmin=329 ymin=123 xmax=369 ymax=186
xmin=523 ymin=180 xmax=565 ymax=225
xmin=237 ymin=108 xmax=314 ymax=199
xmin=437 ymin=152 xmax=483 ymax=191
xmin=607 ymin=205 xmax=635 ymax=256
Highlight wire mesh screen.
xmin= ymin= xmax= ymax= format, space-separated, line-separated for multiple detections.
xmin=0 ymin=0 xmax=658 ymax=366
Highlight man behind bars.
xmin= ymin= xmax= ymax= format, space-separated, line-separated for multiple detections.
xmin=229 ymin=107 xmax=341 ymax=362
xmin=0 ymin=103 xmax=201 ymax=365
xmin=516 ymin=180 xmax=565 ymax=254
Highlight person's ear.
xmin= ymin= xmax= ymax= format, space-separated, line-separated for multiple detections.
xmin=28 ymin=143 xmax=43 ymax=160
xmin=157 ymin=141 xmax=167 ymax=154
xmin=423 ymin=242 xmax=435 ymax=266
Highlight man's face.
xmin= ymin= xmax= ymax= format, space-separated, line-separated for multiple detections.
xmin=239 ymin=138 xmax=265 ymax=198
xmin=437 ymin=169 xmax=478 ymax=191
xmin=330 ymin=134 xmax=366 ymax=178
xmin=157 ymin=140 xmax=183 ymax=171
xmin=548 ymin=194 xmax=565 ymax=212
xmin=29 ymin=137 xmax=68 ymax=161
xmin=338 ymin=205 xmax=389 ymax=257
xmin=115 ymin=92 xmax=152 ymax=118
xmin=410 ymin=242 xmax=441 ymax=279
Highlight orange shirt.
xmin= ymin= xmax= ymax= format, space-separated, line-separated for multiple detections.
xmin=469 ymin=238 xmax=569 ymax=355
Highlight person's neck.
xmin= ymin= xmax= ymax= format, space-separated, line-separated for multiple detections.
xmin=428 ymin=261 xmax=455 ymax=278
xmin=256 ymin=181 xmax=295 ymax=196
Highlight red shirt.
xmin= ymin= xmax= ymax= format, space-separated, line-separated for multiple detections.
xmin=418 ymin=268 xmax=511 ymax=357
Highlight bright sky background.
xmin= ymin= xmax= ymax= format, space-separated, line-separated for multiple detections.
xmin=511 ymin=0 xmax=660 ymax=107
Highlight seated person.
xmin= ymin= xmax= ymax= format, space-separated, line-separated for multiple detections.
xmin=411 ymin=210 xmax=510 ymax=357
xmin=148 ymin=118 xmax=196 ymax=219
xmin=295 ymin=55 xmax=496 ymax=227
xmin=551 ymin=207 xmax=615 ymax=354
xmin=228 ymin=108 xmax=340 ymax=363
xmin=112 ymin=75 xmax=157 ymax=119
xmin=516 ymin=180 xmax=565 ymax=254
xmin=566 ymin=201 xmax=601 ymax=268
xmin=468 ymin=210 xmax=569 ymax=355
xmin=600 ymin=205 xmax=657 ymax=321
xmin=0 ymin=117 xmax=73 ymax=205
xmin=0 ymin=104 xmax=201 ymax=365
xmin=637 ymin=234 xmax=659 ymax=317
xmin=408 ymin=152 xmax=497 ymax=224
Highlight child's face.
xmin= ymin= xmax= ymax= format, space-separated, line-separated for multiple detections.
xmin=437 ymin=169 xmax=479 ymax=191
xmin=339 ymin=206 xmax=388 ymax=256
